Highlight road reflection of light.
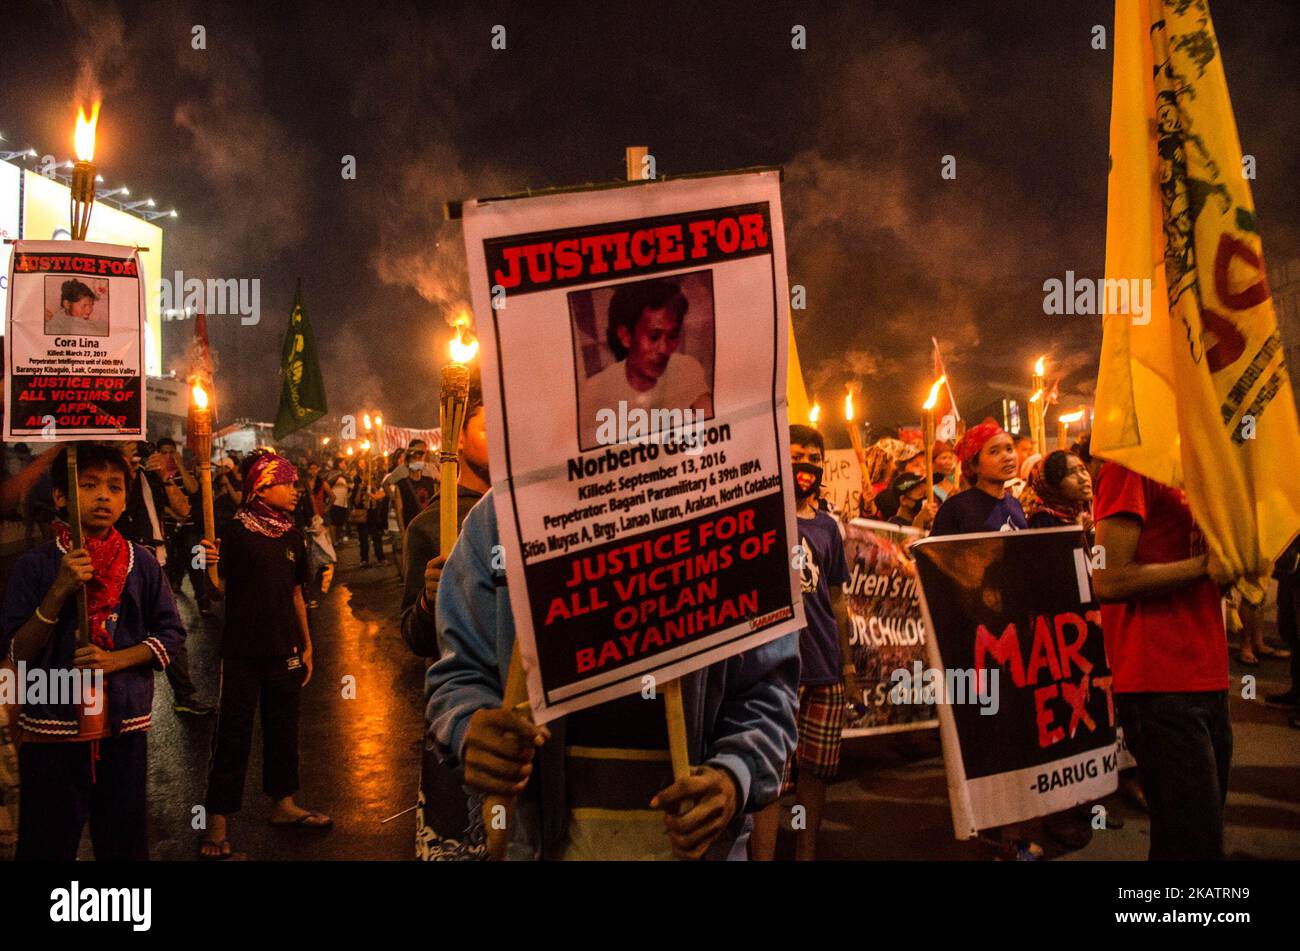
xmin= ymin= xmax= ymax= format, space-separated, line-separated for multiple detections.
xmin=333 ymin=583 xmax=409 ymax=815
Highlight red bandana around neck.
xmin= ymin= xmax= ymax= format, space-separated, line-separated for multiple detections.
xmin=53 ymin=520 xmax=130 ymax=650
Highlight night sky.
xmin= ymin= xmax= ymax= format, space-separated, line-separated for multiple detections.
xmin=3 ymin=0 xmax=1297 ymax=439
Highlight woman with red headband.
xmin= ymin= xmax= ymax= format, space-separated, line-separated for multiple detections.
xmin=930 ymin=422 xmax=1028 ymax=536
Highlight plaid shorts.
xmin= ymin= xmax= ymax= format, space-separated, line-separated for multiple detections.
xmin=781 ymin=682 xmax=846 ymax=793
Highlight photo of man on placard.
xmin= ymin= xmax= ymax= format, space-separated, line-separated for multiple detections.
xmin=570 ymin=271 xmax=716 ymax=451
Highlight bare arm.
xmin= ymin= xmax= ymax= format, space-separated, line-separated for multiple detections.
xmin=831 ymin=585 xmax=855 ymax=686
xmin=1093 ymin=514 xmax=1208 ymax=603
xmin=294 ymin=585 xmax=313 ymax=684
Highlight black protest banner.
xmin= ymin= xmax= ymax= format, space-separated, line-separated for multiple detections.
xmin=911 ymin=526 xmax=1119 ymax=837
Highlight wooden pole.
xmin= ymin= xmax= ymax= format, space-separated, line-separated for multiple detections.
xmin=64 ymin=447 xmax=91 ymax=645
xmin=923 ymin=408 xmax=936 ymax=507
xmin=625 ymin=144 xmax=697 ymax=812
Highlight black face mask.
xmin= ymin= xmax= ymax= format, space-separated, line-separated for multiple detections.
xmin=792 ymin=462 xmax=823 ymax=499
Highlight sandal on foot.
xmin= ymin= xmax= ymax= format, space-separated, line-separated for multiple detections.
xmin=270 ymin=810 xmax=333 ymax=830
xmin=199 ymin=838 xmax=233 ymax=861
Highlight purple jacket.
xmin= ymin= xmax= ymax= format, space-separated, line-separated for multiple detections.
xmin=1 ymin=538 xmax=186 ymax=738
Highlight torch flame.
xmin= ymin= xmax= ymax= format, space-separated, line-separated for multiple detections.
xmin=363 ymin=413 xmax=372 ymax=431
xmin=374 ymin=414 xmax=382 ymax=426
xmin=1059 ymin=409 xmax=1086 ymax=424
xmin=450 ymin=324 xmax=480 ymax=364
xmin=191 ymin=383 xmax=209 ymax=410
xmin=1033 ymin=355 xmax=1046 ymax=377
xmin=361 ymin=439 xmax=371 ymax=451
xmin=844 ymin=391 xmax=855 ymax=422
xmin=321 ymin=436 xmax=331 ymax=446
xmin=74 ymin=102 xmax=101 ymax=163
xmin=809 ymin=402 xmax=821 ymax=425
xmin=346 ymin=446 xmax=354 ymax=457
xmin=923 ymin=375 xmax=946 ymax=412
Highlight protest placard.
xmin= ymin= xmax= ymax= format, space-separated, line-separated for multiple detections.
xmin=461 ymin=170 xmax=803 ymax=722
xmin=4 ymin=240 xmax=145 ymax=440
xmin=842 ymin=518 xmax=937 ymax=736
xmin=910 ymin=526 xmax=1119 ymax=836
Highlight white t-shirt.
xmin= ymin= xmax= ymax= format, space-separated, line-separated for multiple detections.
xmin=332 ymin=479 xmax=350 ymax=508
xmin=579 ymin=353 xmax=711 ymax=448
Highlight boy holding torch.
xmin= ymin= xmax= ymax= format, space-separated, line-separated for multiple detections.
xmin=2 ymin=444 xmax=186 ymax=860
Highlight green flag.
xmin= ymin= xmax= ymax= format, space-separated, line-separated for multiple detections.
xmin=273 ymin=282 xmax=327 ymax=440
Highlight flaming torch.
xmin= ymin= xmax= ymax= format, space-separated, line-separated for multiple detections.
xmin=922 ymin=376 xmax=946 ymax=507
xmin=441 ymin=314 xmax=478 ymax=557
xmin=844 ymin=384 xmax=865 ymax=472
xmin=191 ymin=383 xmax=220 ymax=590
xmin=1030 ymin=356 xmax=1047 ymax=457
xmin=62 ymin=102 xmax=103 ymax=737
xmin=808 ymin=401 xmax=821 ymax=428
xmin=70 ymin=102 xmax=100 ymax=240
xmin=1058 ymin=408 xmax=1086 ymax=450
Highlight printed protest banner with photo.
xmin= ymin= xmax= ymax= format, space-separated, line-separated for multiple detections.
xmin=461 ymin=170 xmax=803 ymax=723
xmin=841 ymin=518 xmax=937 ymax=737
xmin=4 ymin=240 xmax=145 ymax=440
xmin=910 ymin=525 xmax=1118 ymax=837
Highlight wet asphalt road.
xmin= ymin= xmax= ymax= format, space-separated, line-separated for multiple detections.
xmin=120 ymin=537 xmax=1298 ymax=861
xmin=136 ymin=536 xmax=426 ymax=861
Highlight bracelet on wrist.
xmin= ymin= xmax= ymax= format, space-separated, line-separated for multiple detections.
xmin=34 ymin=605 xmax=57 ymax=625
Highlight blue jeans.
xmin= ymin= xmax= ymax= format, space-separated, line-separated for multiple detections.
xmin=1117 ymin=691 xmax=1232 ymax=860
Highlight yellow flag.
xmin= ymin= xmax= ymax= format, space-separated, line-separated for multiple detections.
xmin=1095 ymin=0 xmax=1300 ymax=596
xmin=787 ymin=322 xmax=811 ymax=425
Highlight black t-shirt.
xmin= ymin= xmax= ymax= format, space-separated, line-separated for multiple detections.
xmin=397 ymin=475 xmax=437 ymax=528
xmin=218 ymin=519 xmax=310 ymax=657
xmin=931 ymin=487 xmax=1028 ymax=536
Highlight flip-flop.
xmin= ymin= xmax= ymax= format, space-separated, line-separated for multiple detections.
xmin=1239 ymin=652 xmax=1260 ymax=666
xmin=270 ymin=811 xmax=334 ymax=830
xmin=199 ymin=838 xmax=233 ymax=861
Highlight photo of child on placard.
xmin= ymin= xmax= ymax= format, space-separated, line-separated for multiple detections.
xmin=43 ymin=276 xmax=110 ymax=337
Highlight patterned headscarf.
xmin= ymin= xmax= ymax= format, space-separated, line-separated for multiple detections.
xmin=236 ymin=452 xmax=299 ymax=537
xmin=1021 ymin=454 xmax=1091 ymax=526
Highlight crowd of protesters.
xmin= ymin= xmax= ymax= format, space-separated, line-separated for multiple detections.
xmin=0 ymin=399 xmax=1296 ymax=863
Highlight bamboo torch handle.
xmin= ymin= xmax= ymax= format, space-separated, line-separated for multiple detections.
xmin=65 ymin=446 xmax=91 ymax=646
xmin=483 ymin=648 xmax=530 ymax=860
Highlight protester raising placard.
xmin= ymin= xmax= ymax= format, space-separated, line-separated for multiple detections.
xmin=460 ymin=170 xmax=803 ymax=721
xmin=4 ymin=240 xmax=145 ymax=440
xmin=910 ymin=525 xmax=1119 ymax=837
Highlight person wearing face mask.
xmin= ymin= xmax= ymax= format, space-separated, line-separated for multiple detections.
xmin=750 ymin=424 xmax=854 ymax=861
xmin=394 ymin=440 xmax=436 ymax=531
